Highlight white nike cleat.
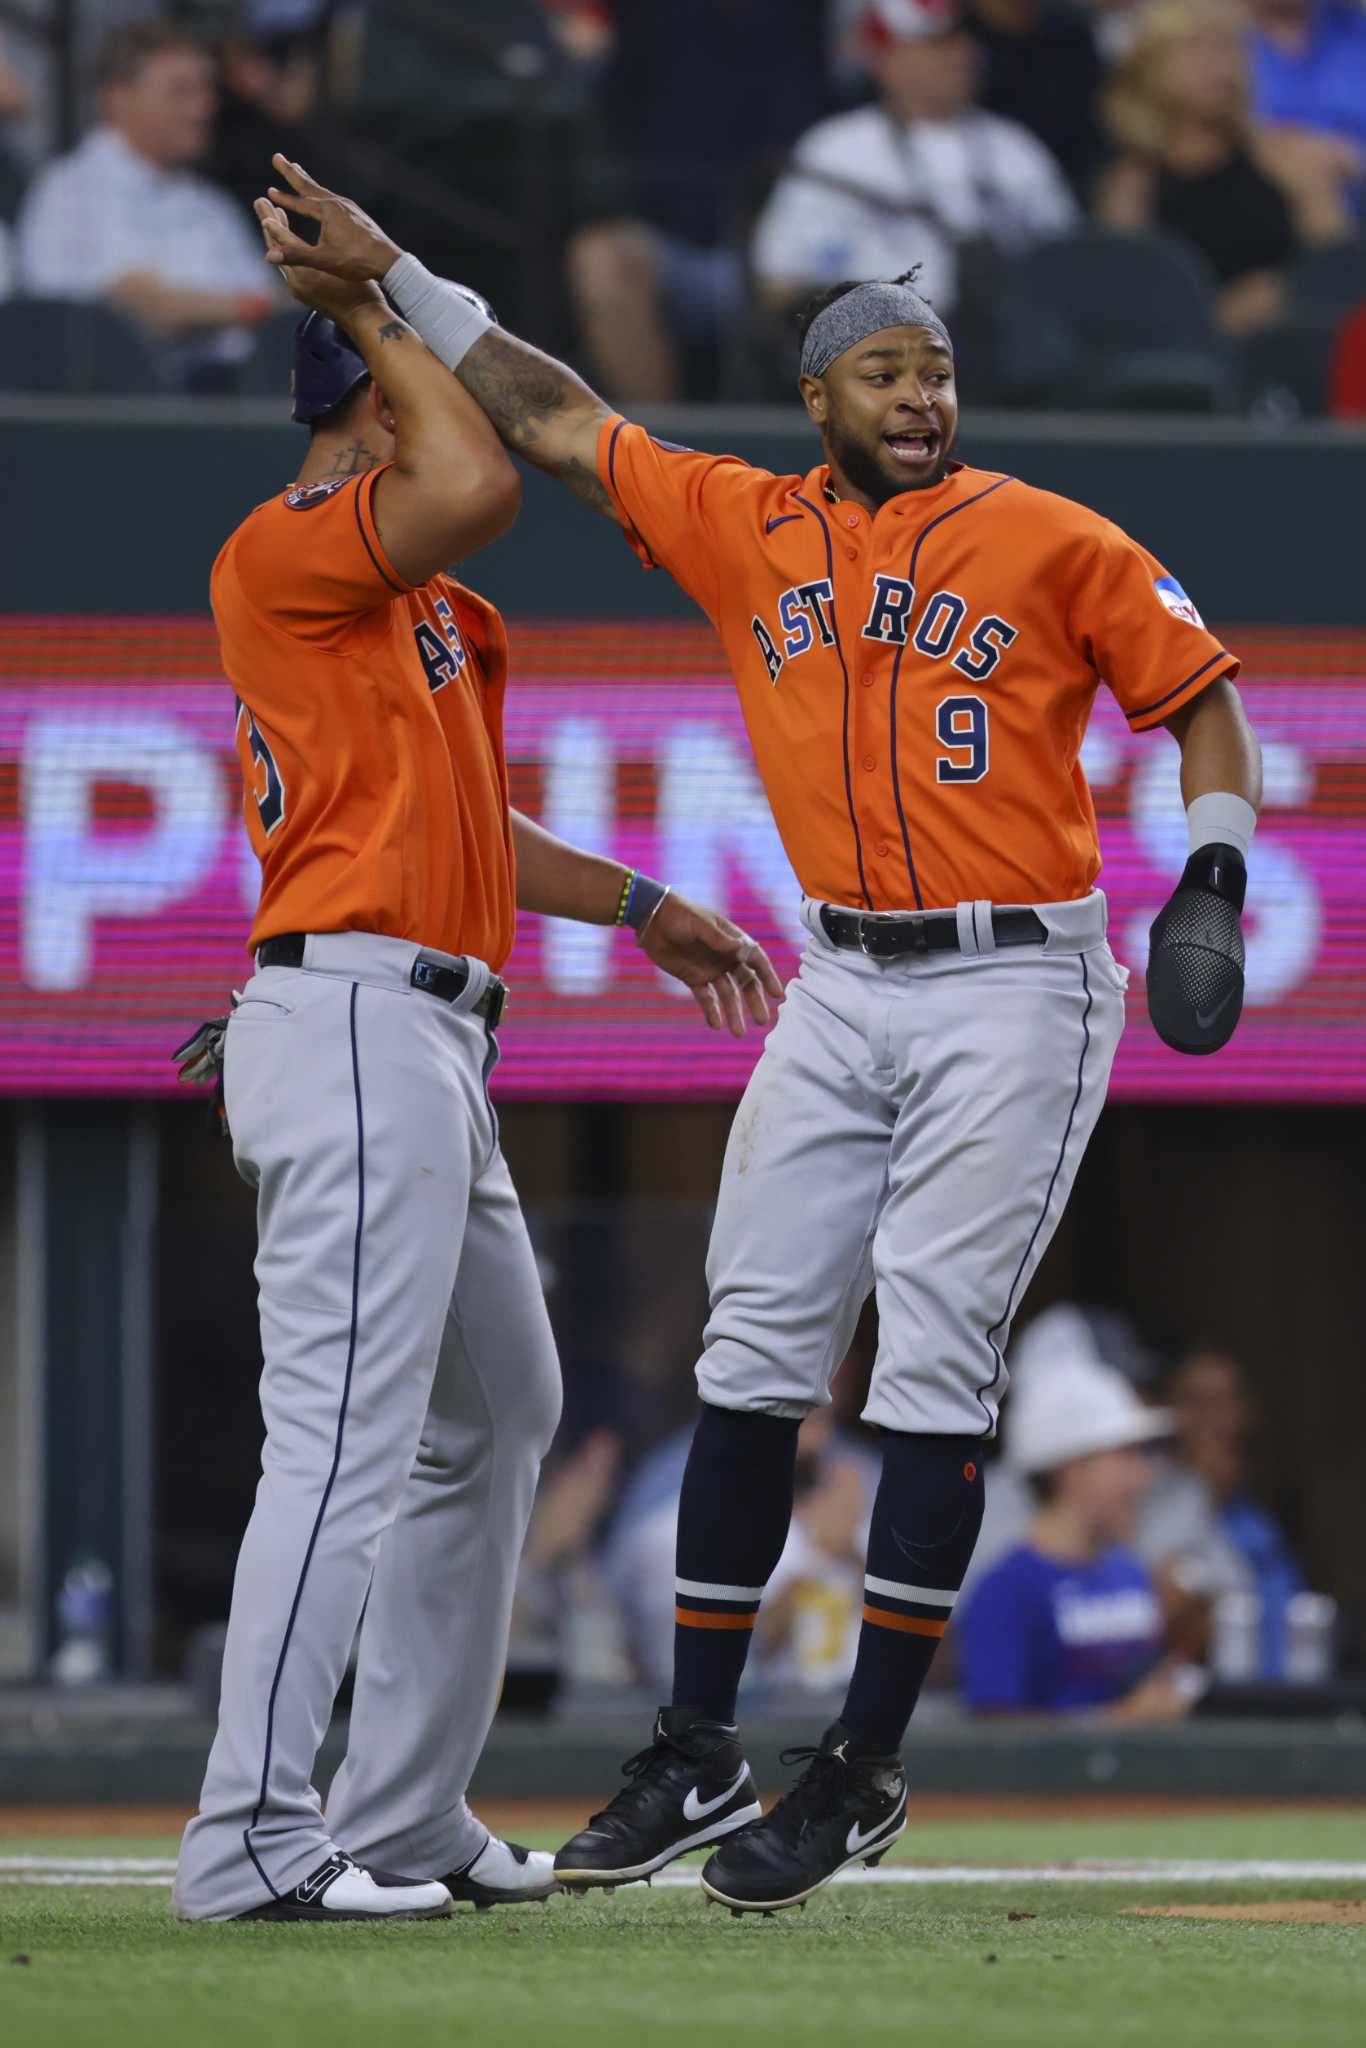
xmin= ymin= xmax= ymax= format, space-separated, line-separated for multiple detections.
xmin=238 ymin=1851 xmax=453 ymax=1922
xmin=442 ymin=1833 xmax=561 ymax=1910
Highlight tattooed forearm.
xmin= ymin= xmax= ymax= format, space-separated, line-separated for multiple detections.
xmin=377 ymin=319 xmax=406 ymax=343
xmin=455 ymin=328 xmax=615 ymax=515
xmin=561 ymin=456 xmax=615 ymax=516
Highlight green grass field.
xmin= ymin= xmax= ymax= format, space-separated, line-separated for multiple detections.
xmin=4 ymin=1810 xmax=1365 ymax=2048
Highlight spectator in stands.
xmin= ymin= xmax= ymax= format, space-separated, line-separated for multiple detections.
xmin=1095 ymin=0 xmax=1356 ymax=336
xmin=751 ymin=0 xmax=1077 ymax=330
xmin=604 ymin=1409 xmax=877 ymax=1696
xmin=958 ymin=1351 xmax=1197 ymax=1719
xmin=1246 ymin=0 xmax=1366 ymax=213
xmin=209 ymin=7 xmax=340 ymax=218
xmin=565 ymin=0 xmax=833 ymax=400
xmin=965 ymin=1 xmax=1107 ymax=198
xmin=16 ymin=24 xmax=277 ymax=388
xmin=1136 ymin=1348 xmax=1305 ymax=1678
xmin=0 ymin=38 xmax=30 ymax=229
xmin=505 ymin=1427 xmax=626 ymax=1705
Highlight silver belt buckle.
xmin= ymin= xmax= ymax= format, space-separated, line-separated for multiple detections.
xmin=857 ymin=911 xmax=920 ymax=958
xmin=860 ymin=909 xmax=913 ymax=954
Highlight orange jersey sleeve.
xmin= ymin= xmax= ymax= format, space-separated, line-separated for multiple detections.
xmin=219 ymin=467 xmax=417 ymax=650
xmin=1069 ymin=521 xmax=1238 ymax=731
xmin=596 ymin=414 xmax=779 ymax=619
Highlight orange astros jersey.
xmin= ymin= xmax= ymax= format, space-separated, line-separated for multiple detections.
xmin=599 ymin=417 xmax=1239 ymax=910
xmin=212 ymin=465 xmax=516 ymax=969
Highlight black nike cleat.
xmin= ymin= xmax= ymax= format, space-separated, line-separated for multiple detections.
xmin=236 ymin=1852 xmax=452 ymax=1922
xmin=554 ymin=1706 xmax=762 ymax=1890
xmin=701 ymin=1720 xmax=906 ymax=1915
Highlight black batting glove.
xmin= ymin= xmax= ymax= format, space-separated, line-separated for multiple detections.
xmin=1146 ymin=843 xmax=1247 ymax=1055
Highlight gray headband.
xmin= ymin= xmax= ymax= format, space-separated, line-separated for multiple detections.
xmin=800 ymin=282 xmax=951 ymax=380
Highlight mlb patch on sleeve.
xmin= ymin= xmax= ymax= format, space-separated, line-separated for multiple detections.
xmin=1153 ymin=574 xmax=1204 ymax=627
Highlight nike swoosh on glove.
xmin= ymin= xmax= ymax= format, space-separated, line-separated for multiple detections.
xmin=1145 ymin=842 xmax=1247 ymax=1055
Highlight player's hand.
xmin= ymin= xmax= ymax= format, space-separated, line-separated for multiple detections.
xmin=638 ymin=893 xmax=785 ymax=1038
xmin=254 ymin=199 xmax=383 ymax=321
xmin=260 ymin=153 xmax=403 ymax=282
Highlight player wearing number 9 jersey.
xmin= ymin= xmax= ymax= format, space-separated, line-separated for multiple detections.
xmin=258 ymin=160 xmax=1262 ymax=1918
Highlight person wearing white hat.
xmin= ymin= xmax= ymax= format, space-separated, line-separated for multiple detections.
xmin=752 ymin=0 xmax=1077 ymax=323
xmin=957 ymin=1355 xmax=1196 ymax=1718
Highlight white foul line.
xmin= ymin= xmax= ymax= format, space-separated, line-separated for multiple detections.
xmin=4 ymin=1857 xmax=1366 ymax=1891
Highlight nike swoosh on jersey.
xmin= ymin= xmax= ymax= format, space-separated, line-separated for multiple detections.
xmin=846 ymin=1812 xmax=901 ymax=1857
xmin=682 ymin=1766 xmax=750 ymax=1823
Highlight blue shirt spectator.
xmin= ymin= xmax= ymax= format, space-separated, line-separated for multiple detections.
xmin=1248 ymin=1 xmax=1366 ymax=207
xmin=956 ymin=1340 xmax=1189 ymax=1721
xmin=959 ymin=1544 xmax=1164 ymax=1712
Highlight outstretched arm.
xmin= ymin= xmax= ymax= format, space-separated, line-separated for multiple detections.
xmin=510 ymin=810 xmax=785 ymax=1039
xmin=259 ymin=156 xmax=619 ymax=519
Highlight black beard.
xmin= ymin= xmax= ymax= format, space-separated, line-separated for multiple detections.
xmin=824 ymin=410 xmax=953 ymax=504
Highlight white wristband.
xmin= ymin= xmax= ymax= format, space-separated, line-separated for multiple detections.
xmin=1187 ymin=791 xmax=1257 ymax=860
xmin=382 ymin=252 xmax=494 ymax=372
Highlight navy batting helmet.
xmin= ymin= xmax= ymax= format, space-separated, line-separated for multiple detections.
xmin=291 ymin=311 xmax=370 ymax=424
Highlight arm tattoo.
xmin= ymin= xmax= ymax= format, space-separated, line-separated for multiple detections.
xmin=456 ymin=329 xmax=614 ymax=516
xmin=376 ymin=319 xmax=405 ymax=344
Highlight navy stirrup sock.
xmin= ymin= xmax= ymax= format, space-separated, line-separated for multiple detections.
xmin=841 ymin=1432 xmax=986 ymax=1755
xmin=672 ymin=1402 xmax=801 ymax=1724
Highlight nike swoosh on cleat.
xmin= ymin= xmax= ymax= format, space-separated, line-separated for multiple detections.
xmin=846 ymin=1816 xmax=896 ymax=1857
xmin=682 ymin=1766 xmax=750 ymax=1823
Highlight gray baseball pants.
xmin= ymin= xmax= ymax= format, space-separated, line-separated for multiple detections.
xmin=697 ymin=892 xmax=1127 ymax=1435
xmin=174 ymin=933 xmax=561 ymax=1921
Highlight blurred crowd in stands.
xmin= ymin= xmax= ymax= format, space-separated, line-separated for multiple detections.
xmin=505 ymin=1298 xmax=1334 ymax=1723
xmin=1 ymin=0 xmax=1365 ymax=411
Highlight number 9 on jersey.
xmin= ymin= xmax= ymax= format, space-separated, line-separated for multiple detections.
xmin=935 ymin=694 xmax=989 ymax=784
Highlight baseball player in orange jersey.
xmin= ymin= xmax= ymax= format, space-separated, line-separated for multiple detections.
xmin=262 ymin=157 xmax=1263 ymax=1915
xmin=173 ymin=226 xmax=782 ymax=1924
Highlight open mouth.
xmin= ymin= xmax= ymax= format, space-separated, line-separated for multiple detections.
xmin=884 ymin=428 xmax=940 ymax=467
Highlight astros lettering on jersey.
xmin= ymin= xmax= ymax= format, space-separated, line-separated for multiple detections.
xmin=212 ymin=463 xmax=516 ymax=967
xmin=599 ymin=418 xmax=1238 ymax=911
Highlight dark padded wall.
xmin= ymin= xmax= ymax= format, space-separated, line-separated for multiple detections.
xmin=7 ymin=403 xmax=1365 ymax=624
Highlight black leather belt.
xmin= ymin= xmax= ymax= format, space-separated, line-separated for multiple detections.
xmin=256 ymin=933 xmax=508 ymax=1029
xmin=819 ymin=903 xmax=1047 ymax=961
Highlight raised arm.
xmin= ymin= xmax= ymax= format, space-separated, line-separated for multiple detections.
xmin=256 ymin=200 xmax=522 ymax=582
xmin=259 ymin=157 xmax=618 ymax=520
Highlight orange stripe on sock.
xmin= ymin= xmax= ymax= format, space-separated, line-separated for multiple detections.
xmin=862 ymin=1605 xmax=947 ymax=1638
xmin=675 ymin=1606 xmax=757 ymax=1630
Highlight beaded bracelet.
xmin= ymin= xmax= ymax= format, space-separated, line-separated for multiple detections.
xmin=614 ymin=868 xmax=638 ymax=926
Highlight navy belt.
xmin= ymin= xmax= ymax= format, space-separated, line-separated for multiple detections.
xmin=819 ymin=904 xmax=1047 ymax=961
xmin=256 ymin=933 xmax=508 ymax=1029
